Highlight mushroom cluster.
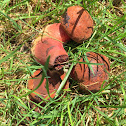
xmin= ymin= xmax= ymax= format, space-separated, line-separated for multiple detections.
xmin=28 ymin=5 xmax=110 ymax=109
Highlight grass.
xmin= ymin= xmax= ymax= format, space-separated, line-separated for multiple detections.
xmin=0 ymin=0 xmax=126 ymax=125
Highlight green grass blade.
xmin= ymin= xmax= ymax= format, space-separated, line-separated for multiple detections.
xmin=55 ymin=63 xmax=74 ymax=98
xmin=0 ymin=10 xmax=22 ymax=31
xmin=68 ymin=102 xmax=74 ymax=126
xmin=0 ymin=44 xmax=23 ymax=65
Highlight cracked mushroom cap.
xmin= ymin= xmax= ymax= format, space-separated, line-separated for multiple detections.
xmin=60 ymin=6 xmax=93 ymax=43
xmin=70 ymin=52 xmax=110 ymax=92
xmin=28 ymin=69 xmax=69 ymax=103
xmin=31 ymin=36 xmax=69 ymax=70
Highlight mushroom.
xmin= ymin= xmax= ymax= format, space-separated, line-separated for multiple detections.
xmin=28 ymin=69 xmax=69 ymax=103
xmin=42 ymin=23 xmax=71 ymax=43
xmin=60 ymin=6 xmax=93 ymax=43
xmin=70 ymin=52 xmax=110 ymax=92
xmin=31 ymin=36 xmax=69 ymax=70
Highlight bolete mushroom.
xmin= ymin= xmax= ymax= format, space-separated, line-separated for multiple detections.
xmin=31 ymin=36 xmax=69 ymax=70
xmin=70 ymin=52 xmax=110 ymax=92
xmin=42 ymin=23 xmax=71 ymax=43
xmin=60 ymin=6 xmax=93 ymax=43
xmin=28 ymin=69 xmax=69 ymax=103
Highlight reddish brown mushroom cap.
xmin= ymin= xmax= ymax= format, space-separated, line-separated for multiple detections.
xmin=60 ymin=6 xmax=93 ymax=43
xmin=42 ymin=23 xmax=71 ymax=43
xmin=28 ymin=69 xmax=69 ymax=103
xmin=70 ymin=52 xmax=110 ymax=92
xmin=31 ymin=36 xmax=69 ymax=70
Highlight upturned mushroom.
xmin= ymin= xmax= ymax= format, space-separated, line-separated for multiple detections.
xmin=60 ymin=6 xmax=93 ymax=43
xmin=70 ymin=52 xmax=110 ymax=92
xmin=28 ymin=69 xmax=69 ymax=103
xmin=42 ymin=23 xmax=71 ymax=43
xmin=31 ymin=36 xmax=69 ymax=70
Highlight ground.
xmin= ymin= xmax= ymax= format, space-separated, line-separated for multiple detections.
xmin=0 ymin=0 xmax=126 ymax=125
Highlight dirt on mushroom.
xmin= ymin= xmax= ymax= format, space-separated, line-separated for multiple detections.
xmin=60 ymin=5 xmax=94 ymax=43
xmin=70 ymin=52 xmax=110 ymax=92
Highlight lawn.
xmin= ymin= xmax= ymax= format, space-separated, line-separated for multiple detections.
xmin=0 ymin=0 xmax=126 ymax=125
